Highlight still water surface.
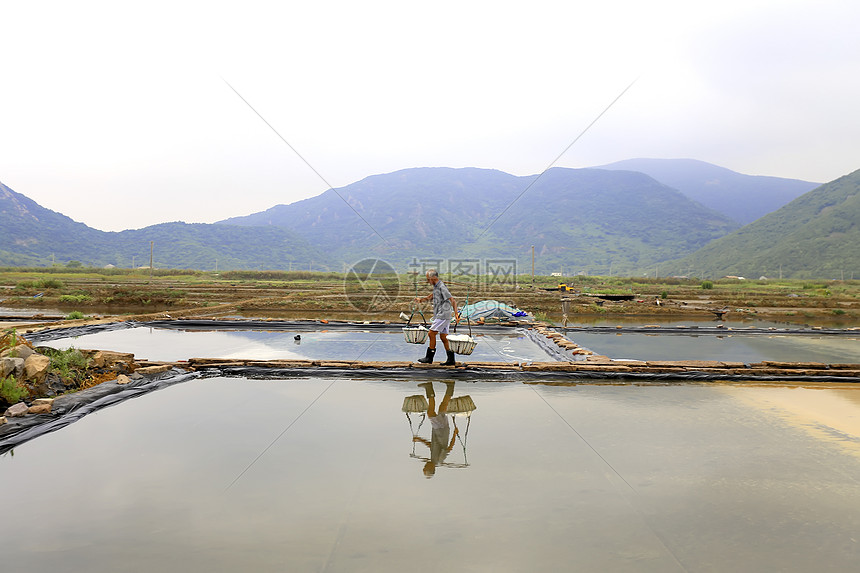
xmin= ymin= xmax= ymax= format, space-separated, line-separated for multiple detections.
xmin=561 ymin=317 xmax=859 ymax=362
xmin=1 ymin=377 xmax=859 ymax=571
xmin=569 ymin=330 xmax=859 ymax=362
xmin=45 ymin=324 xmax=859 ymax=363
xmin=46 ymin=328 xmax=555 ymax=363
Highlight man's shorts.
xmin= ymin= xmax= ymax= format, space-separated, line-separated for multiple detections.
xmin=429 ymin=318 xmax=451 ymax=334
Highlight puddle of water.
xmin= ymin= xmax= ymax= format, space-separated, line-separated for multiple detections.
xmin=0 ymin=305 xmax=66 ymax=318
xmin=45 ymin=327 xmax=555 ymax=363
xmin=2 ymin=378 xmax=859 ymax=571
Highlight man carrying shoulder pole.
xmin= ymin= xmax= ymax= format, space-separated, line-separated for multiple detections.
xmin=414 ymin=269 xmax=459 ymax=366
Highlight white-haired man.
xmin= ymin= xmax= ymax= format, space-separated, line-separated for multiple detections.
xmin=413 ymin=269 xmax=458 ymax=365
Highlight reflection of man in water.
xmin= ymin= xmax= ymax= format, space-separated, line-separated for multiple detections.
xmin=414 ymin=381 xmax=458 ymax=478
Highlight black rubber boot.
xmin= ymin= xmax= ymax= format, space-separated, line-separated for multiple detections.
xmin=417 ymin=347 xmax=436 ymax=363
xmin=442 ymin=350 xmax=456 ymax=366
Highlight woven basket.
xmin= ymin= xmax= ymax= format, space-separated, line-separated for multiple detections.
xmin=403 ymin=325 xmax=428 ymax=344
xmin=445 ymin=395 xmax=476 ymax=416
xmin=446 ymin=333 xmax=477 ymax=355
xmin=402 ymin=394 xmax=429 ymax=413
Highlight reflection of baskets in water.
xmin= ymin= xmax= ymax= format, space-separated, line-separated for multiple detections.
xmin=402 ymin=394 xmax=429 ymax=413
xmin=446 ymin=334 xmax=477 ymax=355
xmin=403 ymin=326 xmax=428 ymax=344
xmin=445 ymin=395 xmax=476 ymax=416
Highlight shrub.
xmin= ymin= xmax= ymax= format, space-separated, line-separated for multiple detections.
xmin=47 ymin=348 xmax=90 ymax=387
xmin=14 ymin=279 xmax=63 ymax=290
xmin=59 ymin=294 xmax=90 ymax=303
xmin=1 ymin=329 xmax=20 ymax=351
xmin=660 ymin=290 xmax=668 ymax=299
xmin=832 ymin=309 xmax=846 ymax=315
xmin=36 ymin=278 xmax=64 ymax=289
xmin=66 ymin=311 xmax=86 ymax=320
xmin=0 ymin=375 xmax=28 ymax=406
xmin=701 ymin=281 xmax=714 ymax=290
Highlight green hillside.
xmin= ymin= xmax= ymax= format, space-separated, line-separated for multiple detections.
xmin=221 ymin=167 xmax=739 ymax=274
xmin=667 ymin=169 xmax=860 ymax=279
xmin=0 ymin=181 xmax=328 ymax=270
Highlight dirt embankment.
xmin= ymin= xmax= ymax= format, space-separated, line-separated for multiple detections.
xmin=2 ymin=273 xmax=858 ymax=324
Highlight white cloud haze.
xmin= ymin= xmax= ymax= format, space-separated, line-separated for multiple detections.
xmin=1 ymin=0 xmax=858 ymax=231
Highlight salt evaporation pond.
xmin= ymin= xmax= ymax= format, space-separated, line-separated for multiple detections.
xmin=45 ymin=327 xmax=557 ymax=363
xmin=556 ymin=318 xmax=859 ymax=363
xmin=568 ymin=330 xmax=859 ymax=362
xmin=2 ymin=377 xmax=860 ymax=571
xmin=44 ymin=323 xmax=860 ymax=364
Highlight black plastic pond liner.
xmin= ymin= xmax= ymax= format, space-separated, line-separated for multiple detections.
xmin=198 ymin=365 xmax=860 ymax=384
xmin=0 ymin=369 xmax=198 ymax=455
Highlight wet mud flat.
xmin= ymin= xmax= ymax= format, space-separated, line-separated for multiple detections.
xmin=2 ymin=376 xmax=860 ymax=572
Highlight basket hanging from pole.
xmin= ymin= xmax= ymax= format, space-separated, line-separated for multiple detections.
xmin=403 ymin=304 xmax=429 ymax=344
xmin=402 ymin=395 xmax=429 ymax=413
xmin=449 ymin=292 xmax=477 ymax=355
xmin=445 ymin=395 xmax=476 ymax=416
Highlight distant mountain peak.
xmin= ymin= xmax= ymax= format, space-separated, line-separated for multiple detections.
xmin=669 ymin=167 xmax=860 ymax=278
xmin=5 ymin=162 xmax=849 ymax=277
xmin=594 ymin=158 xmax=820 ymax=224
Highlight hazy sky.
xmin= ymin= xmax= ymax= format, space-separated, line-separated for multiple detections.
xmin=2 ymin=0 xmax=859 ymax=231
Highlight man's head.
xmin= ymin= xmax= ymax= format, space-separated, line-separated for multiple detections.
xmin=425 ymin=269 xmax=439 ymax=285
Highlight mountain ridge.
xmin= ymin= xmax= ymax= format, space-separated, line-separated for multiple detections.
xmin=3 ymin=160 xmax=852 ymax=278
xmin=595 ymin=158 xmax=819 ymax=224
xmin=666 ymin=169 xmax=859 ymax=278
xmin=219 ymin=166 xmax=739 ymax=274
xmin=0 ymin=181 xmax=328 ymax=270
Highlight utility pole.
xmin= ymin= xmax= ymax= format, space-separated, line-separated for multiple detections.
xmin=149 ymin=241 xmax=154 ymax=280
xmin=531 ymin=245 xmax=535 ymax=286
xmin=132 ymin=255 xmax=135 ymax=269
xmin=215 ymin=259 xmax=218 ymax=272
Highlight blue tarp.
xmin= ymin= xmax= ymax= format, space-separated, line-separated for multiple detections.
xmin=459 ymin=300 xmax=529 ymax=320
